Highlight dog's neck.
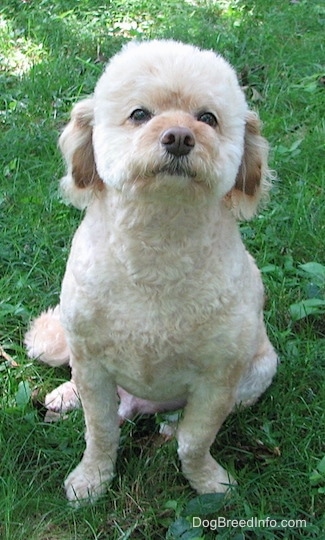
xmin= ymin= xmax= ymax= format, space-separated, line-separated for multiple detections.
xmin=82 ymin=189 xmax=242 ymax=286
xmin=89 ymin=187 xmax=235 ymax=243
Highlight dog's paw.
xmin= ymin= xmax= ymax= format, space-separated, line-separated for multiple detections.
xmin=45 ymin=381 xmax=80 ymax=413
xmin=159 ymin=420 xmax=178 ymax=439
xmin=65 ymin=461 xmax=114 ymax=505
xmin=184 ymin=459 xmax=236 ymax=495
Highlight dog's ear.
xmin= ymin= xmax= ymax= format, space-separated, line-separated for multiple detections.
xmin=59 ymin=98 xmax=104 ymax=209
xmin=224 ymin=111 xmax=272 ymax=220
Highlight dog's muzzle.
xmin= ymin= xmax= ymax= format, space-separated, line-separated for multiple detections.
xmin=160 ymin=127 xmax=195 ymax=157
xmin=158 ymin=127 xmax=196 ymax=178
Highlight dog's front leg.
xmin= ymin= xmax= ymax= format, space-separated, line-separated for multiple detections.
xmin=177 ymin=384 xmax=236 ymax=494
xmin=64 ymin=358 xmax=119 ymax=504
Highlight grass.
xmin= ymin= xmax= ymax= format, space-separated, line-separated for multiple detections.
xmin=0 ymin=0 xmax=324 ymax=538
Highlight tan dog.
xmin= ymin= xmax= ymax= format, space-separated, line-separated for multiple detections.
xmin=25 ymin=40 xmax=278 ymax=503
xmin=25 ymin=305 xmax=186 ymax=420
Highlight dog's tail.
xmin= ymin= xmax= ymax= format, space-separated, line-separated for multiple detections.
xmin=25 ymin=305 xmax=70 ymax=367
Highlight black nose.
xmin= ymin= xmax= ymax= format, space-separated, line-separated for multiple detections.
xmin=160 ymin=127 xmax=195 ymax=157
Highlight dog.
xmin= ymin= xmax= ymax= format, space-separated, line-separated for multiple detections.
xmin=25 ymin=305 xmax=186 ymax=421
xmin=25 ymin=39 xmax=278 ymax=503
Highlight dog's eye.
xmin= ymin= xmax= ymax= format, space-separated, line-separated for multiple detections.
xmin=130 ymin=108 xmax=152 ymax=124
xmin=197 ymin=112 xmax=218 ymax=128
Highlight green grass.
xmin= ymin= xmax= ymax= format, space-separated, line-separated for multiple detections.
xmin=1 ymin=0 xmax=324 ymax=538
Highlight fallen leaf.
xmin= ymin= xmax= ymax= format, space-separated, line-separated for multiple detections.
xmin=0 ymin=345 xmax=18 ymax=368
xmin=44 ymin=410 xmax=68 ymax=423
xmin=251 ymin=87 xmax=264 ymax=101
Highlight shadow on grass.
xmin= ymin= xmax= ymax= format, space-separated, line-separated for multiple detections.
xmin=1 ymin=0 xmax=267 ymax=96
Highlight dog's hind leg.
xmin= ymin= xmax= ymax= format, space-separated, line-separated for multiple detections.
xmin=64 ymin=356 xmax=119 ymax=504
xmin=45 ymin=379 xmax=81 ymax=413
xmin=235 ymin=329 xmax=278 ymax=407
xmin=177 ymin=382 xmax=236 ymax=494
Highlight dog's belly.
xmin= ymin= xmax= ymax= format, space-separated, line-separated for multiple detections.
xmin=66 ymin=294 xmax=255 ymax=403
xmin=62 ymin=232 xmax=264 ymax=403
xmin=115 ymin=367 xmax=190 ymax=402
xmin=78 ymin=317 xmax=214 ymax=402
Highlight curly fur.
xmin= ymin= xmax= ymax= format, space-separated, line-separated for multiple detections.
xmin=25 ymin=39 xmax=278 ymax=503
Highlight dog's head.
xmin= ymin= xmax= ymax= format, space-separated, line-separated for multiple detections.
xmin=59 ymin=40 xmax=271 ymax=218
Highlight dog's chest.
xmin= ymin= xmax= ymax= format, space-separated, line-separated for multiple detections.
xmin=66 ymin=249 xmax=232 ymax=342
xmin=61 ymin=199 xmax=248 ymax=381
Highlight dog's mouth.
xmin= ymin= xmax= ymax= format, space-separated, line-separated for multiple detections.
xmin=154 ymin=156 xmax=197 ymax=179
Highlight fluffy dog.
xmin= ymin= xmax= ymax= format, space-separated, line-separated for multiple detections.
xmin=25 ymin=39 xmax=278 ymax=502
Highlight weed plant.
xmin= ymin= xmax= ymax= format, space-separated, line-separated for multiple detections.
xmin=0 ymin=0 xmax=324 ymax=538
